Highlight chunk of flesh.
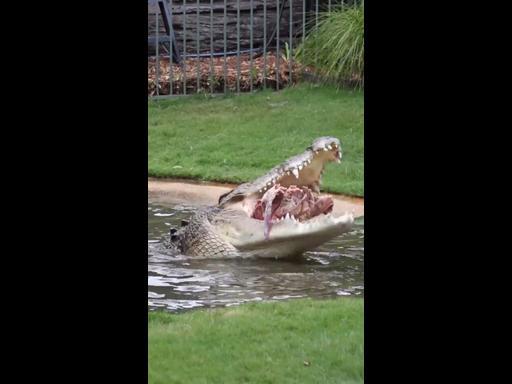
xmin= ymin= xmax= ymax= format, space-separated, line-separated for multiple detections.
xmin=251 ymin=185 xmax=334 ymax=239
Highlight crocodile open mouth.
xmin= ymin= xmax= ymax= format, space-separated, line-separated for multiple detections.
xmin=251 ymin=184 xmax=334 ymax=239
xmin=218 ymin=137 xmax=346 ymax=241
xmin=248 ymin=138 xmax=342 ymax=239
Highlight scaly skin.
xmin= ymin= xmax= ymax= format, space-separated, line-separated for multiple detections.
xmin=176 ymin=207 xmax=241 ymax=258
xmin=172 ymin=137 xmax=352 ymax=259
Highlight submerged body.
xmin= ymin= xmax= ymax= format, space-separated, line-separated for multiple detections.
xmin=171 ymin=137 xmax=354 ymax=258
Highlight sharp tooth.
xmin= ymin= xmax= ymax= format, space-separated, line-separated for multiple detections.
xmin=314 ymin=150 xmax=319 ymax=154
xmin=323 ymin=147 xmax=328 ymax=151
xmin=292 ymin=169 xmax=299 ymax=179
xmin=333 ymin=143 xmax=338 ymax=149
xmin=285 ymin=213 xmax=290 ymax=220
xmin=286 ymin=171 xmax=290 ymax=175
xmin=327 ymin=144 xmax=332 ymax=150
xmin=267 ymin=182 xmax=272 ymax=186
xmin=291 ymin=215 xmax=296 ymax=221
xmin=259 ymin=189 xmax=262 ymax=193
xmin=298 ymin=165 xmax=303 ymax=171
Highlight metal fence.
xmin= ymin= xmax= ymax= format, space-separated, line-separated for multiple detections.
xmin=148 ymin=0 xmax=356 ymax=98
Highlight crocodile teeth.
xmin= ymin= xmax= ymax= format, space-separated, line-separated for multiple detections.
xmin=286 ymin=171 xmax=290 ymax=175
xmin=285 ymin=213 xmax=291 ymax=220
xmin=298 ymin=165 xmax=303 ymax=171
xmin=327 ymin=144 xmax=332 ymax=150
xmin=323 ymin=147 xmax=328 ymax=151
xmin=292 ymin=168 xmax=299 ymax=179
xmin=259 ymin=189 xmax=263 ymax=193
xmin=267 ymin=182 xmax=272 ymax=186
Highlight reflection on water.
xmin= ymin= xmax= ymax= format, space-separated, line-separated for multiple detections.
xmin=148 ymin=202 xmax=364 ymax=312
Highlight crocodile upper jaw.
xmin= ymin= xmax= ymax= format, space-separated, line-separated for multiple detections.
xmin=219 ymin=137 xmax=342 ymax=207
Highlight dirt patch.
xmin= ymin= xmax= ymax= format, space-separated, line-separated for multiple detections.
xmin=148 ymin=178 xmax=364 ymax=217
xmin=148 ymin=53 xmax=306 ymax=95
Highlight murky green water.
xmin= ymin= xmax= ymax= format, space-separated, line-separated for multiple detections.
xmin=148 ymin=202 xmax=364 ymax=311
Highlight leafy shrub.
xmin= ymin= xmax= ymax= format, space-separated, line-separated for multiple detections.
xmin=296 ymin=3 xmax=364 ymax=88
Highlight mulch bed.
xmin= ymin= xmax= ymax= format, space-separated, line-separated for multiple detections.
xmin=148 ymin=52 xmax=308 ymax=95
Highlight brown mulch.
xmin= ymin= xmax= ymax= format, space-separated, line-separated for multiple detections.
xmin=148 ymin=53 xmax=308 ymax=95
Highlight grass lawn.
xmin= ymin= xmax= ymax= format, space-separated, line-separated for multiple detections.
xmin=148 ymin=83 xmax=364 ymax=196
xmin=148 ymin=298 xmax=364 ymax=384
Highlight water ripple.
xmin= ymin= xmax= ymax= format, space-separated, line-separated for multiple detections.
xmin=148 ymin=201 xmax=364 ymax=312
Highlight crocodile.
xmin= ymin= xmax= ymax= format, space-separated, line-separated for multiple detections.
xmin=170 ymin=137 xmax=354 ymax=259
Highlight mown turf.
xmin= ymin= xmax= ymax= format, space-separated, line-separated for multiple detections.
xmin=149 ymin=298 xmax=364 ymax=384
xmin=148 ymin=83 xmax=364 ymax=196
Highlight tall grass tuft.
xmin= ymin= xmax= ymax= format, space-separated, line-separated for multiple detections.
xmin=296 ymin=2 xmax=364 ymax=88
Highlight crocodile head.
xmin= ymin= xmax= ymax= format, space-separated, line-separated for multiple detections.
xmin=219 ymin=136 xmax=343 ymax=206
xmin=214 ymin=137 xmax=354 ymax=255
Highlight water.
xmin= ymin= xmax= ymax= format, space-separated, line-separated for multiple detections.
xmin=148 ymin=202 xmax=364 ymax=312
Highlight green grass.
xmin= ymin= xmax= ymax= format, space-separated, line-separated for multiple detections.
xmin=149 ymin=298 xmax=364 ymax=384
xmin=148 ymin=83 xmax=364 ymax=197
